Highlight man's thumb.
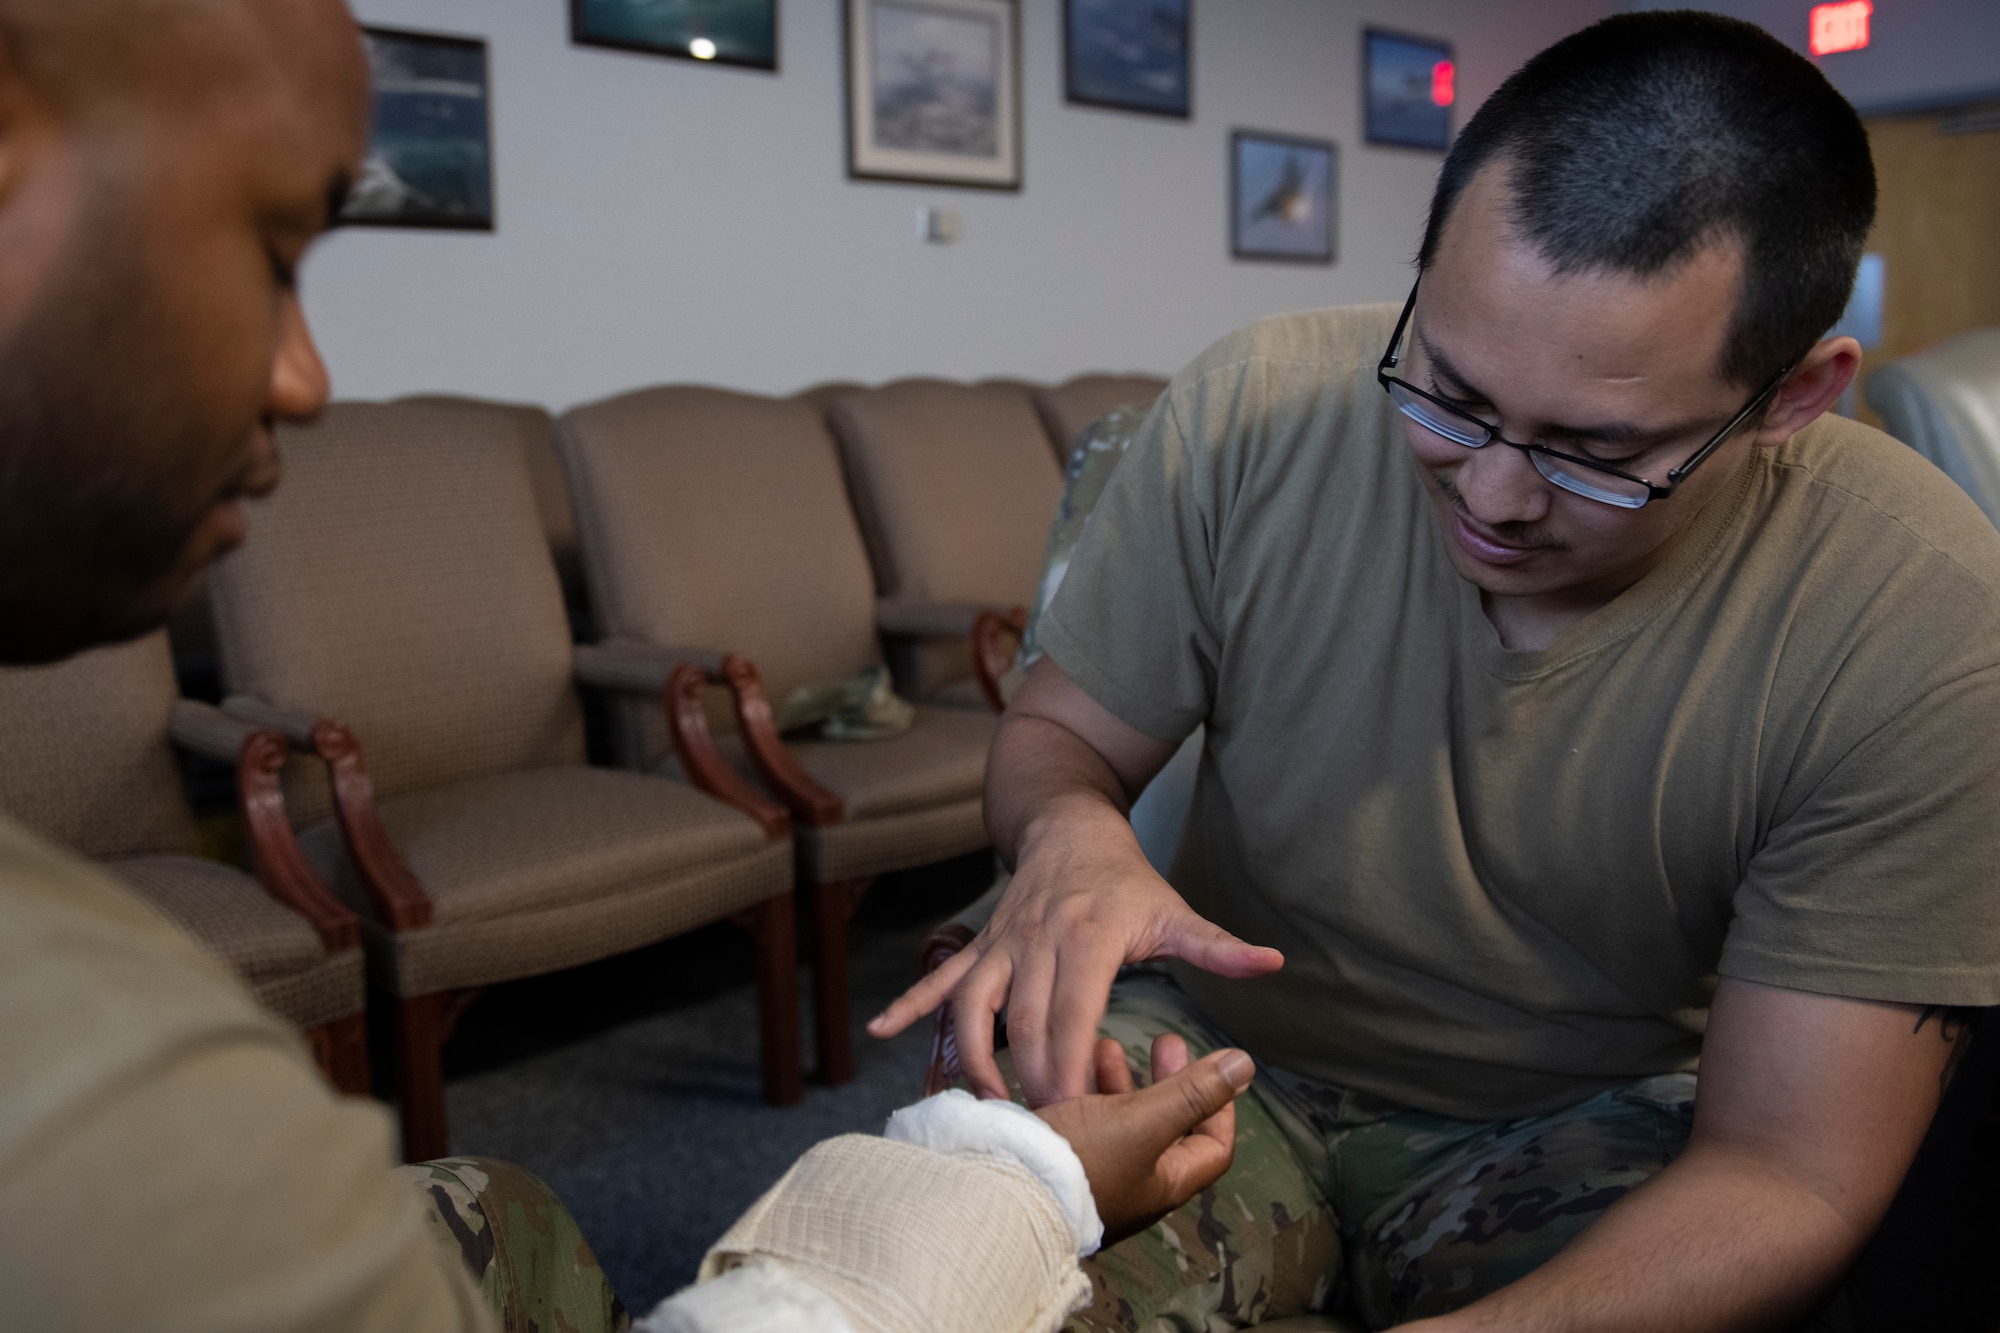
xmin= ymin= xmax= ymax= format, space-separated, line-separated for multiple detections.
xmin=1135 ymin=1049 xmax=1254 ymax=1141
xmin=1164 ymin=914 xmax=1285 ymax=978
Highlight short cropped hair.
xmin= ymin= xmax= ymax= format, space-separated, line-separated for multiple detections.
xmin=1417 ymin=10 xmax=1875 ymax=388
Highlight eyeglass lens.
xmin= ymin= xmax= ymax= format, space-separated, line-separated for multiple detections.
xmin=1384 ymin=380 xmax=1651 ymax=510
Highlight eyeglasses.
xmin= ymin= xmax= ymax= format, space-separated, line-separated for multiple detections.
xmin=1377 ymin=278 xmax=1795 ymax=510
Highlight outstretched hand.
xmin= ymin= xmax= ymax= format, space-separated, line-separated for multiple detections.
xmin=867 ymin=816 xmax=1283 ymax=1107
xmin=1036 ymin=1033 xmax=1254 ymax=1246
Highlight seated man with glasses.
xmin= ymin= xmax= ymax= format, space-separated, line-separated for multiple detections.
xmin=872 ymin=11 xmax=2000 ymax=1331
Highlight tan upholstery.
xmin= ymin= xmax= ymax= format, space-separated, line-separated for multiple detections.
xmin=394 ymin=394 xmax=584 ymax=613
xmin=792 ymin=380 xmax=867 ymax=413
xmin=1033 ymin=374 xmax=1169 ymax=464
xmin=0 ymin=632 xmax=198 ymax=860
xmin=109 ymin=855 xmax=365 ymax=1030
xmin=297 ymin=768 xmax=791 ymax=993
xmin=829 ymin=379 xmax=1063 ymax=697
xmin=207 ymin=397 xmax=791 ymax=1018
xmin=561 ymin=386 xmax=882 ymax=766
xmin=561 ymin=385 xmax=997 ymax=881
xmin=207 ymin=401 xmax=586 ymax=826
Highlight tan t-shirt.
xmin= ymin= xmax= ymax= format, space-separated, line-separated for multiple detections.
xmin=1038 ymin=303 xmax=2000 ymax=1119
xmin=0 ymin=815 xmax=493 ymax=1332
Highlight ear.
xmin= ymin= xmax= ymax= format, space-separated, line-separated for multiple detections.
xmin=1747 ymin=336 xmax=1862 ymax=447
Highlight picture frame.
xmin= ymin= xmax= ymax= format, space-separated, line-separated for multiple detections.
xmin=341 ymin=27 xmax=494 ymax=231
xmin=1064 ymin=0 xmax=1190 ymax=119
xmin=1230 ymin=130 xmax=1335 ymax=264
xmin=1364 ymin=27 xmax=1454 ymax=152
xmin=569 ymin=0 xmax=779 ymax=72
xmin=845 ymin=0 xmax=1022 ymax=191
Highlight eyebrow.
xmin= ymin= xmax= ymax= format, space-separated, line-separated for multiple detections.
xmin=1414 ymin=326 xmax=1708 ymax=449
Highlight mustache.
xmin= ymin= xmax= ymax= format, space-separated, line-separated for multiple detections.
xmin=1434 ymin=474 xmax=1567 ymax=551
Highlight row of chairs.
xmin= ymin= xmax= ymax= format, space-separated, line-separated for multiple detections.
xmin=0 ymin=372 xmax=1163 ymax=1160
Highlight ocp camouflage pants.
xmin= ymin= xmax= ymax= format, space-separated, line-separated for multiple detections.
xmin=398 ymin=1156 xmax=631 ymax=1333
xmin=1068 ymin=976 xmax=1696 ymax=1332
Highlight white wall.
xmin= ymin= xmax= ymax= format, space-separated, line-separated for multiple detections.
xmin=308 ymin=0 xmax=1612 ymax=409
xmin=1631 ymin=0 xmax=2000 ymax=114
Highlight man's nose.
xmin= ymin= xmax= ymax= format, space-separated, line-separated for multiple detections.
xmin=1453 ymin=441 xmax=1553 ymax=526
xmin=267 ymin=290 xmax=330 ymax=424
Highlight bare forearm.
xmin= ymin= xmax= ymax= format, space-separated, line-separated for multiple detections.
xmin=985 ymin=711 xmax=1144 ymax=870
xmin=1410 ymin=1144 xmax=1869 ymax=1333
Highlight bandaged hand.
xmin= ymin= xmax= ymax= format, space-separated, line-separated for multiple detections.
xmin=1034 ymin=1033 xmax=1254 ymax=1245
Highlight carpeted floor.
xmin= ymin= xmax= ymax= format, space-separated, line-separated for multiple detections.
xmin=430 ymin=852 xmax=994 ymax=1315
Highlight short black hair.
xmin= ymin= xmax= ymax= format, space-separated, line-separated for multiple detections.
xmin=1417 ymin=10 xmax=1876 ymax=388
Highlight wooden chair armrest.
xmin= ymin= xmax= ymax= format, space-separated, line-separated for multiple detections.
xmin=917 ymin=879 xmax=1008 ymax=1095
xmin=716 ymin=655 xmax=845 ymax=828
xmin=971 ymin=606 xmax=1028 ymax=713
xmin=664 ymin=662 xmax=793 ymax=840
xmin=308 ymin=721 xmax=435 ymax=932
xmin=171 ymin=701 xmax=360 ymax=952
xmin=233 ymin=730 xmax=362 ymax=953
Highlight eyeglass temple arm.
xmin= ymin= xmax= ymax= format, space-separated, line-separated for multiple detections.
xmin=1665 ymin=363 xmax=1797 ymax=485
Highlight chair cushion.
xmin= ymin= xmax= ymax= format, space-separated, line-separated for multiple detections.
xmin=0 ymin=633 xmax=199 ymax=860
xmin=788 ymin=704 xmax=994 ymax=821
xmin=107 ymin=854 xmax=363 ymax=1030
xmin=300 ymin=765 xmax=772 ymax=928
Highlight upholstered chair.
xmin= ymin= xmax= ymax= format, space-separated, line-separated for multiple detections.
xmin=558 ymin=385 xmax=999 ymax=1085
xmin=827 ymin=379 xmax=1065 ymax=707
xmin=1866 ymin=328 xmax=2000 ymax=528
xmin=0 ymin=631 xmax=370 ymax=1091
xmin=1031 ymin=374 xmax=1169 ymax=464
xmin=204 ymin=399 xmax=800 ymax=1161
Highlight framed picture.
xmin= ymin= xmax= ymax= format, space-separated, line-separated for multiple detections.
xmin=341 ymin=27 xmax=494 ymax=230
xmin=1364 ymin=28 xmax=1454 ymax=152
xmin=845 ymin=0 xmax=1021 ymax=190
xmin=1230 ymin=130 xmax=1335 ymax=264
xmin=570 ymin=0 xmax=778 ymax=71
xmin=1064 ymin=0 xmax=1190 ymax=119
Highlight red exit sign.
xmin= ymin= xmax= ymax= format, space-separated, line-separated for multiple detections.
xmin=1810 ymin=0 xmax=1872 ymax=56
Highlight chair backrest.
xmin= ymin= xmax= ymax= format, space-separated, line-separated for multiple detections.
xmin=0 ymin=631 xmax=199 ymax=859
xmin=394 ymin=394 xmax=586 ymax=622
xmin=1866 ymin=328 xmax=2000 ymax=528
xmin=560 ymin=386 xmax=882 ymax=764
xmin=1032 ymin=374 xmax=1168 ymax=464
xmin=207 ymin=401 xmax=584 ymax=824
xmin=829 ymin=378 xmax=1063 ymax=608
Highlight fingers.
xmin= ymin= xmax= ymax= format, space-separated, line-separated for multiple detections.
xmin=1153 ymin=1103 xmax=1237 ymax=1200
xmin=949 ymin=953 xmax=1015 ymax=1100
xmin=1093 ymin=1037 xmax=1133 ymax=1095
xmin=1162 ymin=912 xmax=1285 ymax=980
xmin=1038 ymin=949 xmax=1123 ymax=1108
xmin=868 ymin=945 xmax=979 ymax=1039
xmin=1148 ymin=1032 xmax=1190 ymax=1083
xmin=1120 ymin=1047 xmax=1253 ymax=1158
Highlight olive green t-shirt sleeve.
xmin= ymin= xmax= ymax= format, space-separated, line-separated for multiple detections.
xmin=1036 ymin=386 xmax=1221 ymax=743
xmin=1723 ymin=661 xmax=2000 ymax=1004
xmin=2 ymin=1041 xmax=495 ymax=1333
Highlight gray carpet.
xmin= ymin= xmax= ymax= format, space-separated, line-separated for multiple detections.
xmin=434 ymin=855 xmax=991 ymax=1314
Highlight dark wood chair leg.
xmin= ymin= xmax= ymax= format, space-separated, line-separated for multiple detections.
xmin=308 ymin=1012 xmax=372 ymax=1096
xmin=736 ymin=895 xmax=804 ymax=1106
xmin=810 ymin=877 xmax=873 ymax=1086
xmin=395 ymin=992 xmax=453 ymax=1163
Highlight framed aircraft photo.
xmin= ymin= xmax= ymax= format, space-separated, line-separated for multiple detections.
xmin=1230 ymin=130 xmax=1334 ymax=263
xmin=1065 ymin=0 xmax=1191 ymax=118
xmin=845 ymin=0 xmax=1022 ymax=190
xmin=570 ymin=0 xmax=779 ymax=71
xmin=1364 ymin=27 xmax=1454 ymax=151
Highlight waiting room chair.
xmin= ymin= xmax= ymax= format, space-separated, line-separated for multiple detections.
xmin=828 ymin=379 xmax=1064 ymax=706
xmin=204 ymin=400 xmax=800 ymax=1161
xmin=0 ymin=631 xmax=369 ymax=1091
xmin=1031 ymin=373 xmax=1168 ymax=465
xmin=558 ymin=385 xmax=998 ymax=1085
xmin=1866 ymin=328 xmax=2000 ymax=528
